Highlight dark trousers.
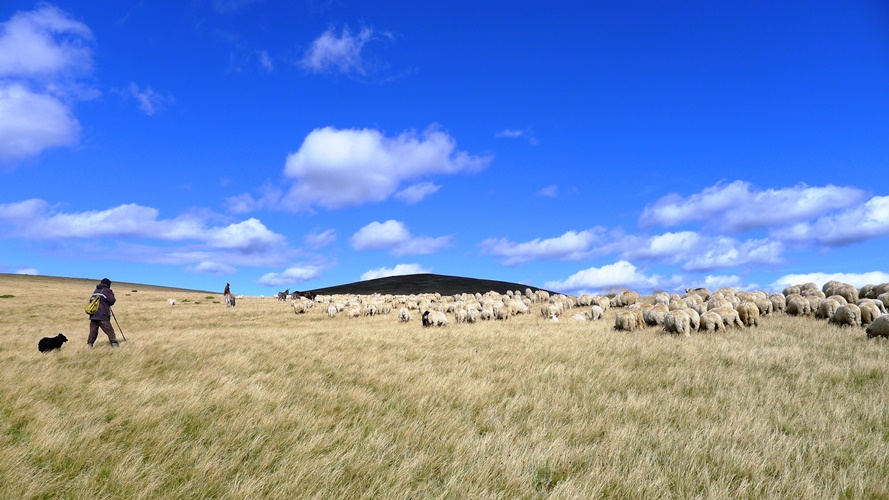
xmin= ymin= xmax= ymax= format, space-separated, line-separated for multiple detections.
xmin=88 ymin=320 xmax=118 ymax=345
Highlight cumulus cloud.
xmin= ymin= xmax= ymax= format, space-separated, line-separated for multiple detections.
xmin=771 ymin=195 xmax=889 ymax=246
xmin=350 ymin=220 xmax=450 ymax=256
xmin=360 ymin=263 xmax=430 ymax=281
xmin=480 ymin=228 xmax=605 ymax=265
xmin=622 ymin=231 xmax=702 ymax=262
xmin=257 ymin=265 xmax=322 ymax=286
xmin=187 ymin=261 xmax=236 ymax=276
xmin=640 ymin=181 xmax=866 ymax=233
xmin=680 ymin=237 xmax=783 ymax=272
xmin=770 ymin=271 xmax=889 ymax=292
xmin=395 ymin=181 xmax=440 ymax=204
xmin=279 ymin=126 xmax=490 ymax=210
xmin=305 ymin=229 xmax=336 ymax=249
xmin=300 ymin=26 xmax=373 ymax=74
xmin=0 ymin=5 xmax=94 ymax=162
xmin=0 ymin=199 xmax=287 ymax=254
xmin=544 ymin=260 xmax=669 ymax=294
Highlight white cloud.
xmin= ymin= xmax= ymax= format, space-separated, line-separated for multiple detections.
xmin=0 ymin=82 xmax=80 ymax=161
xmin=395 ymin=181 xmax=440 ymax=204
xmin=0 ymin=5 xmax=93 ymax=78
xmin=640 ymin=181 xmax=866 ymax=233
xmin=258 ymin=50 xmax=273 ymax=71
xmin=257 ymin=265 xmax=322 ymax=286
xmin=771 ymin=196 xmax=889 ymax=246
xmin=305 ymin=229 xmax=336 ymax=249
xmin=495 ymin=129 xmax=524 ymax=138
xmin=770 ymin=271 xmax=889 ymax=292
xmin=360 ymin=263 xmax=430 ymax=281
xmin=300 ymin=26 xmax=373 ymax=74
xmin=622 ymin=231 xmax=702 ymax=262
xmin=128 ymin=82 xmax=170 ymax=115
xmin=15 ymin=267 xmax=38 ymax=275
xmin=280 ymin=126 xmax=490 ymax=210
xmin=350 ymin=220 xmax=450 ymax=256
xmin=0 ymin=5 xmax=94 ymax=162
xmin=187 ymin=261 xmax=236 ymax=276
xmin=0 ymin=199 xmax=288 ymax=254
xmin=680 ymin=237 xmax=783 ymax=272
xmin=480 ymin=228 xmax=605 ymax=265
xmin=544 ymin=260 xmax=666 ymax=294
xmin=537 ymin=185 xmax=558 ymax=198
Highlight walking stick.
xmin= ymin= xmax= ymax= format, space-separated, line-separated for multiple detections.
xmin=110 ymin=308 xmax=127 ymax=342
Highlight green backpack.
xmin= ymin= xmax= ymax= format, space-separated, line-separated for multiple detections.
xmin=85 ymin=293 xmax=102 ymax=315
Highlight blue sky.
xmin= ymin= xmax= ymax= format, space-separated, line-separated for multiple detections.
xmin=1 ymin=0 xmax=888 ymax=296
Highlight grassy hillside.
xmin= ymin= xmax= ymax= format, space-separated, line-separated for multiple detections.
xmin=1 ymin=274 xmax=887 ymax=498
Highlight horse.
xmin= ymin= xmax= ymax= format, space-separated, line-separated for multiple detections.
xmin=291 ymin=290 xmax=317 ymax=301
xmin=225 ymin=293 xmax=236 ymax=307
xmin=277 ymin=289 xmax=289 ymax=301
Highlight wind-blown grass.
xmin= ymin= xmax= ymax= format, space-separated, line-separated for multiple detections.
xmin=1 ymin=274 xmax=887 ymax=498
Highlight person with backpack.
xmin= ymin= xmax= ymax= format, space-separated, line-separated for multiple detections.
xmin=87 ymin=278 xmax=119 ymax=349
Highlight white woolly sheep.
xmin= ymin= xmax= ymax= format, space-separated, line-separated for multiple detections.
xmin=685 ymin=287 xmax=711 ymax=301
xmin=699 ymin=311 xmax=726 ymax=332
xmin=866 ymin=314 xmax=889 ymax=338
xmin=610 ymin=291 xmax=639 ymax=308
xmin=590 ymin=305 xmax=604 ymax=321
xmin=421 ymin=310 xmax=448 ymax=327
xmin=168 ymin=298 xmax=176 ymax=306
xmin=571 ymin=313 xmax=589 ymax=322
xmin=663 ymin=309 xmax=692 ymax=337
xmin=643 ymin=303 xmax=669 ymax=327
xmin=466 ymin=308 xmax=480 ymax=323
xmin=398 ymin=307 xmax=412 ymax=322
xmin=737 ymin=302 xmax=760 ymax=327
xmin=327 ymin=304 xmax=337 ymax=318
xmin=816 ymin=299 xmax=842 ymax=320
xmin=830 ymin=304 xmax=861 ymax=327
xmin=858 ymin=298 xmax=887 ymax=315
xmin=769 ymin=294 xmax=786 ymax=313
xmin=753 ymin=297 xmax=773 ymax=316
xmin=786 ymin=296 xmax=811 ymax=316
xmin=713 ymin=307 xmax=744 ymax=329
xmin=685 ymin=308 xmax=700 ymax=331
xmin=614 ymin=311 xmax=640 ymax=331
xmin=859 ymin=301 xmax=881 ymax=326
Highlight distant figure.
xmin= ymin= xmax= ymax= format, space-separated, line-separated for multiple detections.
xmin=87 ymin=278 xmax=119 ymax=349
xmin=224 ymin=283 xmax=235 ymax=307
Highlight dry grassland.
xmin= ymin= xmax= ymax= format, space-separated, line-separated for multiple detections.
xmin=1 ymin=274 xmax=888 ymax=498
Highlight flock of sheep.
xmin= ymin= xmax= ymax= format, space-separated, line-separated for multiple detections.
xmin=278 ymin=282 xmax=889 ymax=339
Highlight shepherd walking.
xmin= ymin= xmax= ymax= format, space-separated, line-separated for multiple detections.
xmin=87 ymin=278 xmax=119 ymax=349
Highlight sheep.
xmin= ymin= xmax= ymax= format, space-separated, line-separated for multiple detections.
xmin=858 ymin=298 xmax=887 ymax=315
xmin=685 ymin=287 xmax=711 ymax=300
xmin=398 ymin=307 xmax=412 ymax=322
xmin=578 ymin=294 xmax=594 ymax=306
xmin=737 ymin=302 xmax=760 ymax=327
xmin=590 ymin=305 xmax=604 ymax=321
xmin=753 ymin=297 xmax=773 ymax=316
xmin=769 ymin=293 xmax=786 ymax=313
xmin=594 ymin=296 xmax=611 ymax=311
xmin=879 ymin=293 xmax=889 ymax=310
xmin=168 ymin=298 xmax=176 ymax=306
xmin=421 ymin=310 xmax=449 ymax=327
xmin=466 ymin=308 xmax=480 ymax=323
xmin=866 ymin=314 xmax=889 ymax=338
xmin=347 ymin=306 xmax=362 ymax=318
xmin=663 ymin=309 xmax=692 ymax=337
xmin=291 ymin=300 xmax=308 ymax=314
xmin=454 ymin=308 xmax=468 ymax=324
xmin=816 ymin=299 xmax=842 ymax=320
xmin=799 ymin=282 xmax=819 ymax=293
xmin=614 ymin=311 xmax=640 ymax=331
xmin=859 ymin=284 xmax=877 ymax=299
xmin=713 ymin=307 xmax=744 ymax=329
xmin=786 ymin=296 xmax=811 ymax=316
xmin=571 ymin=313 xmax=589 ymax=322
xmin=859 ymin=301 xmax=881 ymax=326
xmin=480 ymin=306 xmax=494 ymax=321
xmin=653 ymin=292 xmax=670 ymax=305
xmin=826 ymin=294 xmax=848 ymax=305
xmin=326 ymin=304 xmax=337 ymax=318
xmin=873 ymin=283 xmax=889 ymax=297
xmin=833 ymin=284 xmax=859 ymax=304
xmin=699 ymin=311 xmax=726 ymax=332
xmin=829 ymin=304 xmax=861 ymax=327
xmin=783 ymin=285 xmax=801 ymax=297
xmin=643 ymin=303 xmax=669 ymax=327
xmin=685 ymin=308 xmax=700 ymax=331
xmin=610 ymin=291 xmax=639 ymax=308
xmin=805 ymin=295 xmax=824 ymax=313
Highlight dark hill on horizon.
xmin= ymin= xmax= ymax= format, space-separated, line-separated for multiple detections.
xmin=306 ymin=273 xmax=557 ymax=297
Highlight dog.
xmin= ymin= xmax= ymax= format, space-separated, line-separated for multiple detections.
xmin=38 ymin=333 xmax=68 ymax=353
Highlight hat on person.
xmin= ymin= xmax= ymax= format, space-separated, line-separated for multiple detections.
xmin=100 ymin=278 xmax=112 ymax=286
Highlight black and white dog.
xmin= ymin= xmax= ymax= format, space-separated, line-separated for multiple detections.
xmin=38 ymin=333 xmax=68 ymax=353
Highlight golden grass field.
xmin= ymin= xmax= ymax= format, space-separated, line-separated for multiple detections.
xmin=1 ymin=273 xmax=888 ymax=499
